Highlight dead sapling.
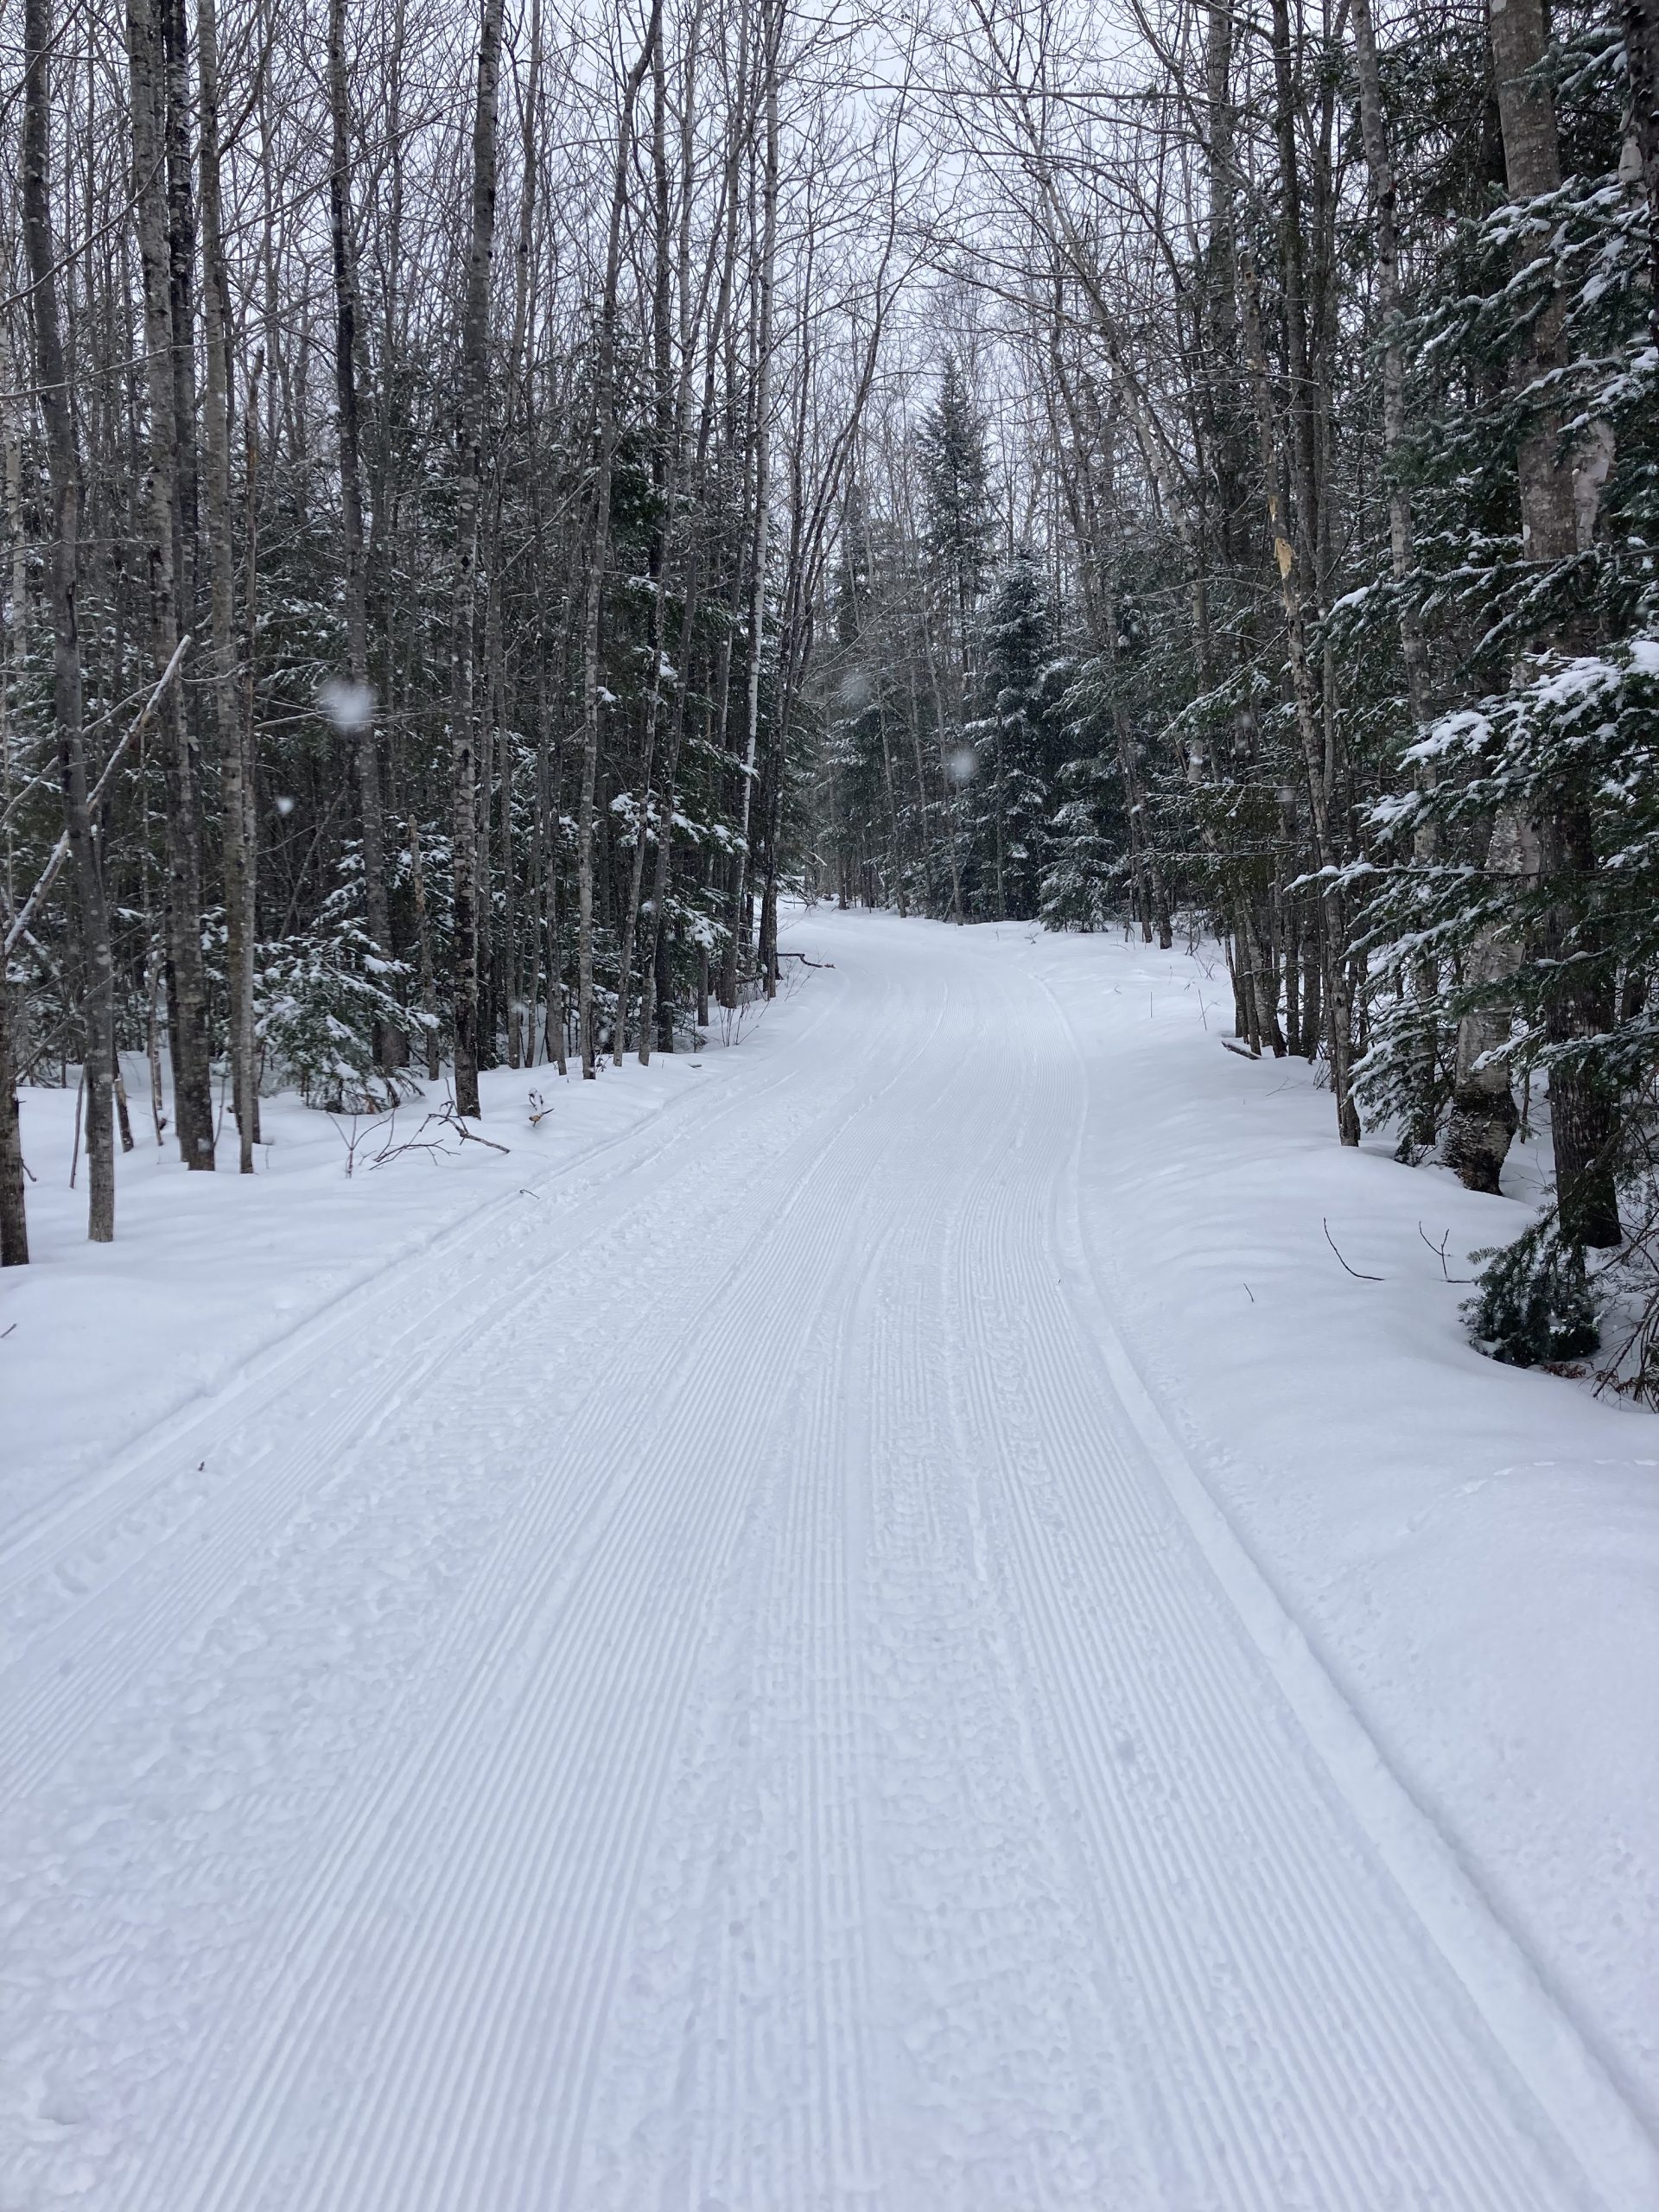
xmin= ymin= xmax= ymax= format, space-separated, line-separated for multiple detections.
xmin=1418 ymin=1223 xmax=1474 ymax=1284
xmin=1323 ymin=1217 xmax=1384 ymax=1281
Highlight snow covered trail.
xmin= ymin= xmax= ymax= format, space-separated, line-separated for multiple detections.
xmin=3 ymin=912 xmax=1654 ymax=2210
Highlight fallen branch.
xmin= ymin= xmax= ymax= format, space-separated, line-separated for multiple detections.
xmin=778 ymin=949 xmax=834 ymax=969
xmin=365 ymin=1097 xmax=512 ymax=1170
xmin=1323 ymin=1217 xmax=1383 ymax=1281
xmin=438 ymin=1100 xmax=511 ymax=1153
xmin=1221 ymin=1039 xmax=1260 ymax=1061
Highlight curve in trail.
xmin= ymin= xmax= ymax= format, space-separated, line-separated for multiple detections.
xmin=2 ymin=908 xmax=1650 ymax=2212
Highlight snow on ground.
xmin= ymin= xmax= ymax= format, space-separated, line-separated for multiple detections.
xmin=1009 ymin=918 xmax=1659 ymax=2132
xmin=2 ymin=907 xmax=1656 ymax=2210
xmin=2 ymin=1019 xmax=760 ymax=1534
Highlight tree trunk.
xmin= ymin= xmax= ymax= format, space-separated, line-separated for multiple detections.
xmin=26 ymin=0 xmax=116 ymax=1239
xmin=1237 ymin=251 xmax=1359 ymax=1141
xmin=448 ymin=0 xmax=505 ymax=1118
xmin=577 ymin=0 xmax=664 ymax=1073
xmin=1541 ymin=795 xmax=1622 ymax=1246
xmin=1352 ymin=0 xmax=1437 ymax=1146
xmin=162 ymin=0 xmax=198 ymax=611
xmin=409 ymin=816 xmax=442 ymax=1079
xmin=1 ymin=321 xmax=24 ymax=677
xmin=1446 ymin=0 xmax=1619 ymax=1237
xmin=126 ymin=0 xmax=214 ymax=1167
xmin=478 ymin=553 xmax=501 ymax=1065
xmin=723 ymin=7 xmax=779 ymax=1002
xmin=198 ymin=0 xmax=256 ymax=1173
xmin=241 ymin=357 xmax=263 ymax=1145
xmin=1262 ymin=0 xmax=1357 ymax=1142
xmin=1488 ymin=0 xmax=1574 ymax=570
xmin=1350 ymin=0 xmax=1430 ymax=737
xmin=615 ymin=29 xmax=677 ymax=1061
xmin=0 ymin=978 xmax=26 ymax=1264
xmin=329 ymin=0 xmax=402 ymax=1075
xmin=1444 ymin=810 xmax=1537 ymax=1193
xmin=1625 ymin=0 xmax=1659 ymax=354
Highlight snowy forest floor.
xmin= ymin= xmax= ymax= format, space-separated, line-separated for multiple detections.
xmin=3 ymin=907 xmax=1656 ymax=2210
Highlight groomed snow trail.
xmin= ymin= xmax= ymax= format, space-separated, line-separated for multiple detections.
xmin=3 ymin=913 xmax=1651 ymax=2211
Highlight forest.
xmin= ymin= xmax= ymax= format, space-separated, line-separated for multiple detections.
xmin=3 ymin=0 xmax=1658 ymax=1378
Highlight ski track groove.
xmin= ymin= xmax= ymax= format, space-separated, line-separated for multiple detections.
xmin=3 ymin=990 xmax=885 ymax=2212
xmin=656 ymin=969 xmax=994 ymax=2210
xmin=2 ymin=973 xmax=854 ymax=1796
xmin=828 ymin=1001 xmax=1154 ymax=2209
xmin=945 ymin=952 xmax=1593 ymax=2209
xmin=945 ymin=998 xmax=1317 ymax=2209
xmin=3 ymin=911 xmax=1649 ymax=2211
xmin=95 ymin=953 xmax=944 ymax=2212
xmin=267 ymin=961 xmax=947 ymax=2212
xmin=0 ymin=956 xmax=846 ymax=1648
xmin=1033 ymin=947 xmax=1656 ymax=2207
xmin=681 ymin=1198 xmax=890 ymax=2209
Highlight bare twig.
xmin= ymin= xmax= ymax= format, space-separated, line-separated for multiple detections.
xmin=1324 ymin=1217 xmax=1383 ymax=1281
xmin=1418 ymin=1222 xmax=1474 ymax=1284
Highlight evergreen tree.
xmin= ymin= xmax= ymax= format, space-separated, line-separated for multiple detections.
xmin=916 ymin=358 xmax=995 ymax=647
xmin=1351 ymin=17 xmax=1655 ymax=1338
xmin=977 ymin=550 xmax=1058 ymax=920
xmin=1041 ymin=753 xmax=1125 ymax=932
